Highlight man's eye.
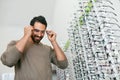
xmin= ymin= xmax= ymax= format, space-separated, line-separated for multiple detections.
xmin=34 ymin=29 xmax=39 ymax=32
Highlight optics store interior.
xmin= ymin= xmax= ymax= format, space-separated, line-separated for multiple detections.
xmin=1 ymin=0 xmax=120 ymax=80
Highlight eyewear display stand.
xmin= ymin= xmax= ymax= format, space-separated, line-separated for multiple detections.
xmin=56 ymin=0 xmax=120 ymax=80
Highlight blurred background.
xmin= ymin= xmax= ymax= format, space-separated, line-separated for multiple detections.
xmin=1 ymin=0 xmax=120 ymax=80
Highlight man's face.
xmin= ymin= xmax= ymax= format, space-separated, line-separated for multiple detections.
xmin=31 ymin=22 xmax=46 ymax=44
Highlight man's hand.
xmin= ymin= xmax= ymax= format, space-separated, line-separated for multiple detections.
xmin=24 ymin=26 xmax=33 ymax=37
xmin=46 ymin=30 xmax=67 ymax=62
xmin=46 ymin=30 xmax=56 ymax=42
xmin=15 ymin=26 xmax=33 ymax=53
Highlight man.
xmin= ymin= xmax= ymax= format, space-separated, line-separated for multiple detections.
xmin=1 ymin=15 xmax=68 ymax=80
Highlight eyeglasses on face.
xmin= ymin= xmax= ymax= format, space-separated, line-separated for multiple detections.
xmin=33 ymin=29 xmax=45 ymax=34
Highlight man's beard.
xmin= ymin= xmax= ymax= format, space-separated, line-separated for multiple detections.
xmin=31 ymin=35 xmax=43 ymax=44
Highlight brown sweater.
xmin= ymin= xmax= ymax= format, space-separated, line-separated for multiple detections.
xmin=1 ymin=41 xmax=68 ymax=80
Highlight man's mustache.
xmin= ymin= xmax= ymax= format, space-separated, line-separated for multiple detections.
xmin=34 ymin=35 xmax=43 ymax=39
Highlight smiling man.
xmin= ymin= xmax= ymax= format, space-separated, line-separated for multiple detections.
xmin=1 ymin=15 xmax=68 ymax=80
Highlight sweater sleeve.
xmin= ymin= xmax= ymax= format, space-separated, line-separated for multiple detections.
xmin=50 ymin=48 xmax=68 ymax=69
xmin=1 ymin=41 xmax=22 ymax=67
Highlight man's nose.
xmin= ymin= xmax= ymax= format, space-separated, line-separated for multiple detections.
xmin=37 ymin=31 xmax=43 ymax=37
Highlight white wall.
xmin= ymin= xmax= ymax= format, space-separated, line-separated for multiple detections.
xmin=0 ymin=0 xmax=56 ymax=26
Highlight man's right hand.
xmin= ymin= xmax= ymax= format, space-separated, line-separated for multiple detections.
xmin=15 ymin=26 xmax=33 ymax=53
xmin=24 ymin=26 xmax=33 ymax=37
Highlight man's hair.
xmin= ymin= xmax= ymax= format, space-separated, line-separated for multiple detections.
xmin=30 ymin=15 xmax=47 ymax=27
